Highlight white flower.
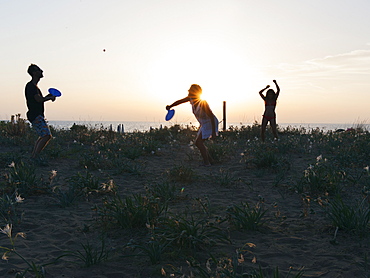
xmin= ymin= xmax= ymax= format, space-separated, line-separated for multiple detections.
xmin=237 ymin=253 xmax=245 ymax=264
xmin=206 ymin=259 xmax=212 ymax=272
xmin=2 ymin=253 xmax=9 ymax=261
xmin=316 ymin=155 xmax=322 ymax=162
xmin=304 ymin=170 xmax=310 ymax=177
xmin=16 ymin=232 xmax=26 ymax=239
xmin=50 ymin=170 xmax=57 ymax=179
xmin=8 ymin=162 xmax=15 ymax=168
xmin=15 ymin=194 xmax=24 ymax=203
xmin=0 ymin=224 xmax=12 ymax=238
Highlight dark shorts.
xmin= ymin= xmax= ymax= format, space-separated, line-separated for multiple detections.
xmin=32 ymin=115 xmax=51 ymax=137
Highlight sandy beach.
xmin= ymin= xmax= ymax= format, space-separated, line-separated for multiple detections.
xmin=0 ymin=122 xmax=369 ymax=278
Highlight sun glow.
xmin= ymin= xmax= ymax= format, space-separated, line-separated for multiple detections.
xmin=146 ymin=42 xmax=265 ymax=109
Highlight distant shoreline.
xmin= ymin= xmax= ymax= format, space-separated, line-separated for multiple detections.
xmin=48 ymin=120 xmax=369 ymax=133
xmin=1 ymin=119 xmax=368 ymax=133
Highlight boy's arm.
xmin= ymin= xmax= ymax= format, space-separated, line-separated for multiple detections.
xmin=166 ymin=97 xmax=189 ymax=110
xmin=27 ymin=84 xmax=55 ymax=103
xmin=34 ymin=94 xmax=56 ymax=103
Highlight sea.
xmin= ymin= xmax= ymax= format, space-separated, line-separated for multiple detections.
xmin=44 ymin=120 xmax=370 ymax=133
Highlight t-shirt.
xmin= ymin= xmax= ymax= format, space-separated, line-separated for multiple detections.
xmin=25 ymin=81 xmax=44 ymax=122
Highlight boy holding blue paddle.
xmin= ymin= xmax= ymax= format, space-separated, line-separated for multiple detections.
xmin=25 ymin=64 xmax=56 ymax=160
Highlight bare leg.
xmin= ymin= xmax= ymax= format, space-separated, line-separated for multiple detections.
xmin=32 ymin=135 xmax=52 ymax=158
xmin=270 ymin=119 xmax=278 ymax=139
xmin=261 ymin=117 xmax=268 ymax=142
xmin=195 ymin=133 xmax=211 ymax=166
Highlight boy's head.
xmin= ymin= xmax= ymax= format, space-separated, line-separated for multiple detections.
xmin=27 ymin=64 xmax=43 ymax=77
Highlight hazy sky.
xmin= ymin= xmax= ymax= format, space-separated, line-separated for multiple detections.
xmin=1 ymin=0 xmax=369 ymax=124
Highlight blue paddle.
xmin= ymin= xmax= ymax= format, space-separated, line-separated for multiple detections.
xmin=165 ymin=109 xmax=175 ymax=121
xmin=48 ymin=88 xmax=62 ymax=97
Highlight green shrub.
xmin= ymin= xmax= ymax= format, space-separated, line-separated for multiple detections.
xmin=227 ymin=201 xmax=267 ymax=231
xmin=327 ymin=196 xmax=370 ymax=236
xmin=155 ymin=215 xmax=230 ymax=252
xmin=166 ymin=164 xmax=196 ymax=183
xmin=297 ymin=156 xmax=346 ymax=195
xmin=98 ymin=194 xmax=166 ymax=229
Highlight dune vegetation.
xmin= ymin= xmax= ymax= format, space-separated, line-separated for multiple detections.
xmin=0 ymin=115 xmax=369 ymax=277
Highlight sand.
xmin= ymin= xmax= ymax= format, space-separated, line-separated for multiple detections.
xmin=0 ymin=128 xmax=369 ymax=278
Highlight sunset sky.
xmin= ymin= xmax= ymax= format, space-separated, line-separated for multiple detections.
xmin=1 ymin=0 xmax=369 ymax=125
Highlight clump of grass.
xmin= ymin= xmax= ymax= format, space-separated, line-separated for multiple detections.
xmin=222 ymin=122 xmax=261 ymax=141
xmin=68 ymin=238 xmax=110 ymax=267
xmin=166 ymin=164 xmax=196 ymax=183
xmin=44 ymin=142 xmax=64 ymax=159
xmin=326 ymin=196 xmax=370 ymax=236
xmin=70 ymin=123 xmax=89 ymax=132
xmin=6 ymin=161 xmax=47 ymax=196
xmin=68 ymin=171 xmax=112 ymax=196
xmin=98 ymin=193 xmax=166 ymax=229
xmin=79 ymin=152 xmax=113 ymax=170
xmin=253 ymin=149 xmax=280 ymax=168
xmin=243 ymin=142 xmax=281 ymax=169
xmin=145 ymin=181 xmax=177 ymax=203
xmin=140 ymin=136 xmax=161 ymax=155
xmin=53 ymin=184 xmax=84 ymax=208
xmin=155 ymin=215 xmax=230 ymax=252
xmin=227 ymin=201 xmax=267 ymax=231
xmin=250 ymin=265 xmax=304 ymax=278
xmin=113 ymin=158 xmax=146 ymax=175
xmin=211 ymin=168 xmax=241 ymax=188
xmin=126 ymin=238 xmax=170 ymax=265
xmin=206 ymin=140 xmax=230 ymax=164
xmin=4 ymin=114 xmax=30 ymax=136
xmin=121 ymin=145 xmax=143 ymax=160
xmin=297 ymin=155 xmax=346 ymax=196
xmin=151 ymin=124 xmax=195 ymax=144
xmin=0 ymin=193 xmax=24 ymax=225
xmin=357 ymin=252 xmax=370 ymax=276
xmin=194 ymin=196 xmax=212 ymax=217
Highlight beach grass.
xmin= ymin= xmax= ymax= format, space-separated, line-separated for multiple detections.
xmin=0 ymin=116 xmax=369 ymax=277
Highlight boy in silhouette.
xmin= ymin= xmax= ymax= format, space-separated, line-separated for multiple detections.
xmin=25 ymin=64 xmax=56 ymax=159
